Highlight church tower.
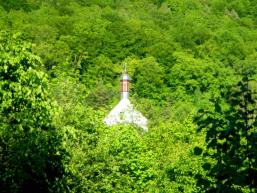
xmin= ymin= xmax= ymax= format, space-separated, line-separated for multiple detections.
xmin=120 ymin=72 xmax=131 ymax=99
xmin=104 ymin=65 xmax=148 ymax=131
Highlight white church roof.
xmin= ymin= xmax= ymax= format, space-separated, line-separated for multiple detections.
xmin=104 ymin=98 xmax=148 ymax=132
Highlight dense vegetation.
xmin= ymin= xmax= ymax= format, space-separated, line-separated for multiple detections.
xmin=0 ymin=0 xmax=257 ymax=192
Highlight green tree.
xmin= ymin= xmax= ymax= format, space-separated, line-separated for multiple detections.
xmin=146 ymin=116 xmax=206 ymax=193
xmin=0 ymin=31 xmax=65 ymax=193
xmin=133 ymin=57 xmax=166 ymax=102
xmin=195 ymin=76 xmax=257 ymax=192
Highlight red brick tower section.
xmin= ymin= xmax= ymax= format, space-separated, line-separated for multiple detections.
xmin=120 ymin=72 xmax=131 ymax=99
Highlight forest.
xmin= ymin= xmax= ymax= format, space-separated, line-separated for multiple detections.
xmin=0 ymin=0 xmax=257 ymax=192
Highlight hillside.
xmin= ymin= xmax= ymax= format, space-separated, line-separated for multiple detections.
xmin=0 ymin=0 xmax=257 ymax=192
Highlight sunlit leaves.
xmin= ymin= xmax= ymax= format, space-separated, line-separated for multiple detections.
xmin=195 ymin=76 xmax=257 ymax=192
xmin=0 ymin=31 xmax=65 ymax=193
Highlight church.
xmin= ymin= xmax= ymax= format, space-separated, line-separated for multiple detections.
xmin=104 ymin=66 xmax=148 ymax=132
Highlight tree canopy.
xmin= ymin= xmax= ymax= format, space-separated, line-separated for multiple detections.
xmin=0 ymin=0 xmax=257 ymax=192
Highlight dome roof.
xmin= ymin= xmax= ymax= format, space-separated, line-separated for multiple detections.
xmin=120 ymin=73 xmax=132 ymax=81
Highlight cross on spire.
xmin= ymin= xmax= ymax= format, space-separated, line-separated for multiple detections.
xmin=123 ymin=62 xmax=127 ymax=73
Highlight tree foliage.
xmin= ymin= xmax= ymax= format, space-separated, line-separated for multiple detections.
xmin=195 ymin=76 xmax=257 ymax=192
xmin=0 ymin=0 xmax=257 ymax=192
xmin=0 ymin=31 xmax=65 ymax=193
